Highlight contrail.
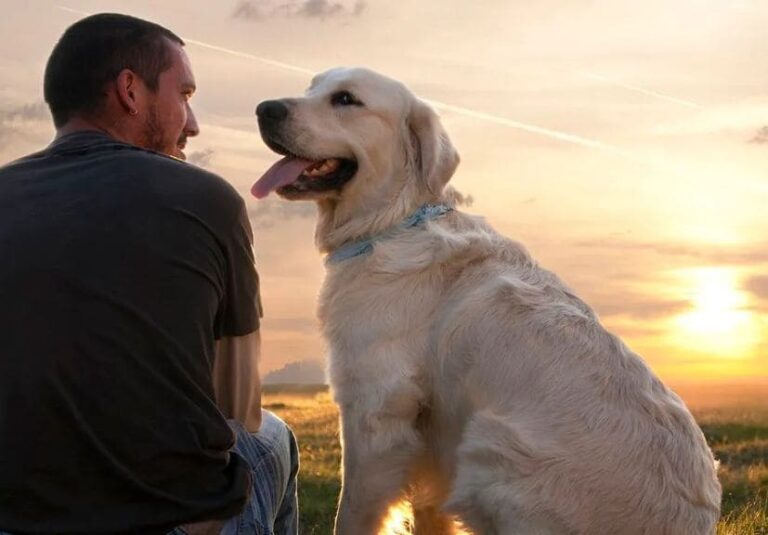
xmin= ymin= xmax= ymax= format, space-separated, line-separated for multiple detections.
xmin=55 ymin=6 xmax=316 ymax=76
xmin=56 ymin=5 xmax=85 ymax=15
xmin=577 ymin=70 xmax=703 ymax=109
xmin=423 ymin=99 xmax=628 ymax=155
xmin=54 ymin=5 xmax=629 ymax=157
xmin=184 ymin=39 xmax=316 ymax=76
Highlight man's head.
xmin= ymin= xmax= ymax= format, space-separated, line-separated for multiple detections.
xmin=44 ymin=13 xmax=199 ymax=160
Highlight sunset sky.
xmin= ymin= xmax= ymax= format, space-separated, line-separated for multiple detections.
xmin=2 ymin=0 xmax=766 ymax=382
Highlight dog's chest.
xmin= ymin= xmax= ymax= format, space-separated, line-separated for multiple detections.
xmin=318 ymin=265 xmax=441 ymax=349
xmin=318 ymin=265 xmax=443 ymax=408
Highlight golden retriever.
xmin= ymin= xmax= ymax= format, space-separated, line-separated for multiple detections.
xmin=252 ymin=67 xmax=721 ymax=534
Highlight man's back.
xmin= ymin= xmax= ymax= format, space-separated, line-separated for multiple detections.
xmin=0 ymin=131 xmax=258 ymax=533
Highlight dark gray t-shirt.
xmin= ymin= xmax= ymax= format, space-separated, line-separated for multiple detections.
xmin=0 ymin=131 xmax=261 ymax=533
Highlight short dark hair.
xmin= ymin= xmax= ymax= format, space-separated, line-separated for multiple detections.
xmin=44 ymin=13 xmax=185 ymax=127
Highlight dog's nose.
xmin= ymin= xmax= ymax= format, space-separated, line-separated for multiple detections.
xmin=256 ymin=100 xmax=289 ymax=123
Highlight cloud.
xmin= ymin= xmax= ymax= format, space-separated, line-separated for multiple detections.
xmin=745 ymin=275 xmax=768 ymax=301
xmin=263 ymin=358 xmax=326 ymax=384
xmin=187 ymin=148 xmax=215 ymax=169
xmin=262 ymin=316 xmax=318 ymax=333
xmin=590 ymin=295 xmax=690 ymax=320
xmin=0 ymin=101 xmax=53 ymax=161
xmin=351 ymin=0 xmax=366 ymax=15
xmin=750 ymin=126 xmax=768 ymax=144
xmin=299 ymin=0 xmax=366 ymax=18
xmin=231 ymin=1 xmax=261 ymax=20
xmin=299 ymin=0 xmax=344 ymax=17
xmin=0 ymin=101 xmax=49 ymax=122
xmin=605 ymin=323 xmax=667 ymax=338
xmin=231 ymin=0 xmax=365 ymax=20
xmin=575 ymin=237 xmax=768 ymax=265
xmin=0 ymin=101 xmax=50 ymax=141
xmin=647 ymin=102 xmax=768 ymax=140
xmin=247 ymin=198 xmax=316 ymax=229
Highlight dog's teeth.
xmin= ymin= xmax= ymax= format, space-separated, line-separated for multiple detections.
xmin=300 ymin=159 xmax=341 ymax=178
xmin=325 ymin=159 xmax=340 ymax=171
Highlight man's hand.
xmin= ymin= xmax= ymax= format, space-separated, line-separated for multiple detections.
xmin=212 ymin=330 xmax=262 ymax=432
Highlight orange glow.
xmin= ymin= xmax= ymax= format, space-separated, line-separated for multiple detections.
xmin=379 ymin=500 xmax=473 ymax=534
xmin=380 ymin=501 xmax=413 ymax=535
xmin=670 ymin=267 xmax=761 ymax=358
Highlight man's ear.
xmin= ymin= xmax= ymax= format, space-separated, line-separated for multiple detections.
xmin=114 ymin=69 xmax=142 ymax=116
xmin=405 ymin=99 xmax=460 ymax=196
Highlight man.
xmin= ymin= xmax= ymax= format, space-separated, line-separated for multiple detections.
xmin=0 ymin=13 xmax=298 ymax=535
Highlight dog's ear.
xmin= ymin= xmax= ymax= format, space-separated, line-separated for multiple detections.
xmin=405 ymin=99 xmax=460 ymax=196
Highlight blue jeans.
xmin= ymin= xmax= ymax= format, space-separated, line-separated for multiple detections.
xmin=182 ymin=411 xmax=300 ymax=535
xmin=0 ymin=410 xmax=299 ymax=535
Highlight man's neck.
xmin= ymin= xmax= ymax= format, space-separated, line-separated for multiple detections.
xmin=56 ymin=116 xmax=127 ymax=143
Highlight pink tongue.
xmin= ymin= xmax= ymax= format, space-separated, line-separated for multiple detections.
xmin=251 ymin=156 xmax=316 ymax=199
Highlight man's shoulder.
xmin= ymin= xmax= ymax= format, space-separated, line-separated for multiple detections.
xmin=120 ymin=147 xmax=238 ymax=198
xmin=1 ymin=137 xmax=246 ymax=222
xmin=115 ymin=149 xmax=247 ymax=224
xmin=93 ymin=135 xmax=242 ymax=202
xmin=4 ymin=136 xmax=221 ymax=180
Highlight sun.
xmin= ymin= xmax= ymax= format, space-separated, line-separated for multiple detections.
xmin=672 ymin=267 xmax=760 ymax=357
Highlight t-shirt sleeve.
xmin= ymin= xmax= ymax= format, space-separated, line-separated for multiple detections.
xmin=214 ymin=201 xmax=262 ymax=339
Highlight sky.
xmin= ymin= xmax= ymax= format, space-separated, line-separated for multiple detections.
xmin=1 ymin=0 xmax=767 ymax=382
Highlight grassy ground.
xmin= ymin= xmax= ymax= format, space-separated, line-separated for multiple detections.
xmin=263 ymin=383 xmax=768 ymax=534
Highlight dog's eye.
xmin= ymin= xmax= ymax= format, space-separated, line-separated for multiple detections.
xmin=331 ymin=91 xmax=363 ymax=107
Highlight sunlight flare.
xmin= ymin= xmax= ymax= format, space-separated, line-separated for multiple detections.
xmin=671 ymin=267 xmax=760 ymax=358
xmin=381 ymin=501 xmax=413 ymax=535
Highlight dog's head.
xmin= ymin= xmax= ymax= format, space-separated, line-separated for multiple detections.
xmin=252 ymin=68 xmax=460 ymax=236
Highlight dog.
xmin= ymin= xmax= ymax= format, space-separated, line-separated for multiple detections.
xmin=252 ymin=67 xmax=722 ymax=534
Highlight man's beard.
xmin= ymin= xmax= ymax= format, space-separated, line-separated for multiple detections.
xmin=141 ymin=104 xmax=168 ymax=155
xmin=140 ymin=104 xmax=185 ymax=159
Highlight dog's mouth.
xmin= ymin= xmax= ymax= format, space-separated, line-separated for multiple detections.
xmin=251 ymin=141 xmax=357 ymax=199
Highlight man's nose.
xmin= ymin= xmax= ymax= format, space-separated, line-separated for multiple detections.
xmin=256 ymin=100 xmax=289 ymax=124
xmin=185 ymin=104 xmax=200 ymax=137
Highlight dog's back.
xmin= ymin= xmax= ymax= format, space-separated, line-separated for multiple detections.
xmin=420 ymin=211 xmax=722 ymax=533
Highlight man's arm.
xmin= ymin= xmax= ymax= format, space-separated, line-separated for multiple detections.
xmin=212 ymin=330 xmax=262 ymax=432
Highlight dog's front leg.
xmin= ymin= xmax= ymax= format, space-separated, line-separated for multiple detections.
xmin=334 ymin=384 xmax=425 ymax=535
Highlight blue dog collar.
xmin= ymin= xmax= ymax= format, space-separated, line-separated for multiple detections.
xmin=326 ymin=203 xmax=454 ymax=265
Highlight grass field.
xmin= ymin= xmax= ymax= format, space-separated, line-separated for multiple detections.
xmin=263 ymin=383 xmax=768 ymax=534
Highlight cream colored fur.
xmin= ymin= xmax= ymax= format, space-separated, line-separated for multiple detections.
xmin=261 ymin=67 xmax=722 ymax=534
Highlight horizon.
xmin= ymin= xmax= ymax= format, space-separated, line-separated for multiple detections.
xmin=1 ymin=0 xmax=766 ymax=383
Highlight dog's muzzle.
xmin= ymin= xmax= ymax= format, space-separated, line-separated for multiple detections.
xmin=252 ymin=97 xmax=358 ymax=199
